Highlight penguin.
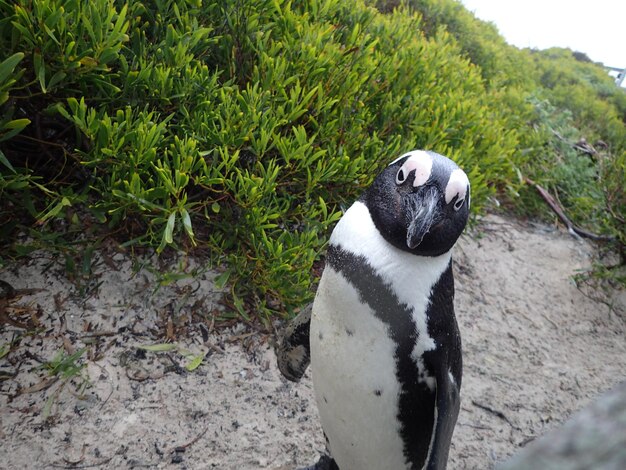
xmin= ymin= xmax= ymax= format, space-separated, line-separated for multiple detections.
xmin=276 ymin=150 xmax=470 ymax=470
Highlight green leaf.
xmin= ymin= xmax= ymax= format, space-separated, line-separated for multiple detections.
xmin=138 ymin=343 xmax=177 ymax=352
xmin=3 ymin=118 xmax=31 ymax=130
xmin=82 ymin=246 xmax=94 ymax=277
xmin=180 ymin=207 xmax=195 ymax=242
xmin=42 ymin=385 xmax=59 ymax=420
xmin=185 ymin=352 xmax=205 ymax=372
xmin=37 ymin=197 xmax=72 ymax=224
xmin=65 ymin=253 xmax=76 ymax=278
xmin=0 ymin=118 xmax=31 ymax=143
xmin=46 ymin=348 xmax=86 ymax=379
xmin=214 ymin=270 xmax=231 ymax=289
xmin=33 ymin=52 xmax=46 ymax=93
xmin=164 ymin=211 xmax=176 ymax=244
xmin=46 ymin=70 xmax=67 ymax=90
xmin=0 ymin=149 xmax=16 ymax=174
xmin=0 ymin=52 xmax=24 ymax=85
xmin=0 ymin=343 xmax=10 ymax=360
xmin=233 ymin=295 xmax=250 ymax=321
xmin=79 ymin=56 xmax=98 ymax=67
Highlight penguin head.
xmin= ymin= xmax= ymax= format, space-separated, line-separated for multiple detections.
xmin=365 ymin=150 xmax=470 ymax=257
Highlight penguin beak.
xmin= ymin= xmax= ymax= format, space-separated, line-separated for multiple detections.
xmin=405 ymin=186 xmax=439 ymax=249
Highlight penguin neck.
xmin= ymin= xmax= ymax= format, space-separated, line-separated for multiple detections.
xmin=328 ymin=201 xmax=452 ymax=312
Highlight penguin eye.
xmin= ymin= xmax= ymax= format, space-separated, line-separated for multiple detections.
xmin=453 ymin=196 xmax=465 ymax=211
xmin=396 ymin=168 xmax=407 ymax=185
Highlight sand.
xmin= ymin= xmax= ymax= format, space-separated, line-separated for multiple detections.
xmin=1 ymin=213 xmax=624 ymax=470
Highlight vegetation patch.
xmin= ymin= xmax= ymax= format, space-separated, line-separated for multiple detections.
xmin=1 ymin=0 xmax=624 ymax=319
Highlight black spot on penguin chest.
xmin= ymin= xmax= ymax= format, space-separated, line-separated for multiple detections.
xmin=326 ymin=245 xmax=461 ymax=468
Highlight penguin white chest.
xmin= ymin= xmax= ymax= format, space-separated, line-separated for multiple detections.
xmin=308 ymin=201 xmax=453 ymax=470
xmin=310 ymin=267 xmax=410 ymax=470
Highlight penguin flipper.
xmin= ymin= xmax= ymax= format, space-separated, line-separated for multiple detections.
xmin=275 ymin=303 xmax=312 ymax=382
xmin=426 ymin=369 xmax=461 ymax=470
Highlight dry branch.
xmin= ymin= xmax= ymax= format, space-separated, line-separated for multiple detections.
xmin=525 ymin=177 xmax=615 ymax=242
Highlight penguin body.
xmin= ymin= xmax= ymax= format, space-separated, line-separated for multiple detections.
xmin=276 ymin=150 xmax=469 ymax=470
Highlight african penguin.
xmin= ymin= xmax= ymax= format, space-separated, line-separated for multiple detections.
xmin=276 ymin=150 xmax=470 ymax=470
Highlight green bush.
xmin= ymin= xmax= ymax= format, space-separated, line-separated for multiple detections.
xmin=515 ymin=98 xmax=625 ymax=270
xmin=530 ymin=48 xmax=626 ymax=149
xmin=1 ymin=0 xmax=624 ymax=319
xmin=397 ymin=0 xmax=536 ymax=88
xmin=391 ymin=0 xmax=625 ymax=277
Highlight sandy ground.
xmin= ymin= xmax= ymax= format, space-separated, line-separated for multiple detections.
xmin=0 ymin=213 xmax=625 ymax=470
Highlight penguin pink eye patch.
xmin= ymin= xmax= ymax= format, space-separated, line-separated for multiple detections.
xmin=445 ymin=169 xmax=469 ymax=210
xmin=395 ymin=152 xmax=433 ymax=187
xmin=392 ymin=151 xmax=470 ymax=210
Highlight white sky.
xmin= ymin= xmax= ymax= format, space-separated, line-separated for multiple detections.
xmin=458 ymin=0 xmax=625 ymax=69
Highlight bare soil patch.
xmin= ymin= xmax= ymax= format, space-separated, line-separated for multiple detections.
xmin=1 ymin=214 xmax=624 ymax=469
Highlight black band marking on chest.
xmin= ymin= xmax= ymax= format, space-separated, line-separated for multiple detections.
xmin=326 ymin=244 xmax=446 ymax=468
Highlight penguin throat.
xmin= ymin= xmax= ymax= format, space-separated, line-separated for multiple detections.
xmin=328 ymin=201 xmax=452 ymax=315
